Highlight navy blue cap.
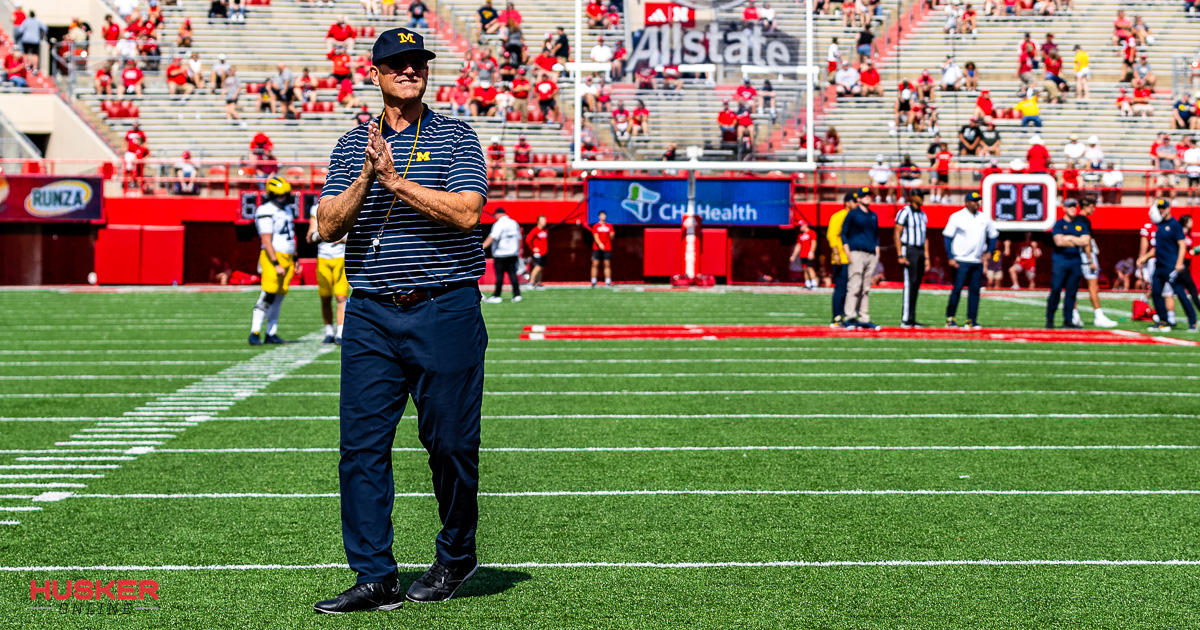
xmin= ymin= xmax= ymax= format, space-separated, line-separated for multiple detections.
xmin=966 ymin=191 xmax=982 ymax=202
xmin=1155 ymin=199 xmax=1170 ymax=209
xmin=372 ymin=28 xmax=437 ymax=64
xmin=844 ymin=192 xmax=858 ymax=203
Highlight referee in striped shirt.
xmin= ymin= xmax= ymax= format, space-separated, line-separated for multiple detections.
xmin=315 ymin=29 xmax=489 ymax=613
xmin=893 ymin=188 xmax=929 ymax=328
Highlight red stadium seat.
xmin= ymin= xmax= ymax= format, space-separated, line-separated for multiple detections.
xmin=285 ymin=166 xmax=307 ymax=183
xmin=317 ymin=77 xmax=337 ymax=89
xmin=247 ymin=0 xmax=270 ymax=5
xmin=245 ymin=82 xmax=262 ymax=95
xmin=362 ymin=26 xmax=376 ymax=38
xmin=320 ymin=102 xmax=335 ymax=112
xmin=550 ymin=154 xmax=567 ymax=164
xmin=532 ymin=154 xmax=548 ymax=165
xmin=506 ymin=110 xmax=523 ymax=123
xmin=302 ymin=102 xmax=318 ymax=113
xmin=436 ymin=86 xmax=451 ymax=102
xmin=535 ymin=167 xmax=559 ymax=197
xmin=526 ymin=109 xmax=544 ymax=123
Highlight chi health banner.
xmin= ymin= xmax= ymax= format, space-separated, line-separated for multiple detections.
xmin=586 ymin=177 xmax=791 ymax=226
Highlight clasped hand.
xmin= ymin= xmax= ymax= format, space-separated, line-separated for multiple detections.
xmin=364 ymin=121 xmax=401 ymax=191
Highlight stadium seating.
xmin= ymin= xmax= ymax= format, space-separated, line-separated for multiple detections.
xmin=811 ymin=0 xmax=1198 ymax=170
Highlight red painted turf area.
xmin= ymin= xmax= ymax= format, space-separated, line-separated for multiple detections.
xmin=520 ymin=325 xmax=1189 ymax=345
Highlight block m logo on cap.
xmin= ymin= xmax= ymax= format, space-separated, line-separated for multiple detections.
xmin=398 ymin=33 xmax=415 ymax=44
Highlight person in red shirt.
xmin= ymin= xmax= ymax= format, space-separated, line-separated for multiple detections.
xmin=124 ymin=122 xmax=146 ymax=153
xmin=743 ymin=0 xmax=760 ymax=24
xmin=933 ymin=143 xmax=953 ymax=201
xmin=611 ymin=40 xmax=627 ymax=80
xmin=611 ymin=100 xmax=631 ymax=141
xmin=789 ymin=222 xmax=819 ymax=288
xmin=124 ymin=135 xmax=150 ymax=189
xmin=635 ymin=65 xmax=657 ymax=91
xmin=513 ymin=135 xmax=532 ymax=165
xmin=735 ymin=79 xmax=758 ymax=112
xmin=717 ymin=100 xmax=737 ymax=141
xmin=250 ymin=132 xmax=273 ymax=159
xmin=471 ymin=80 xmax=498 ymax=116
xmin=1116 ymin=87 xmax=1132 ymax=116
xmin=525 ymin=215 xmax=550 ymax=288
xmin=510 ymin=68 xmax=530 ymax=110
xmin=337 ymin=77 xmax=360 ymax=107
xmin=1025 ymin=134 xmax=1050 ymax=173
xmin=328 ymin=45 xmax=352 ymax=82
xmin=859 ymin=60 xmax=882 ymax=96
xmin=1009 ymin=235 xmax=1042 ymax=289
xmin=973 ymin=88 xmax=994 ymax=121
xmin=102 ymin=14 xmax=120 ymax=55
xmin=94 ymin=60 xmax=115 ymax=95
xmin=166 ymin=56 xmax=193 ymax=95
xmin=486 ymin=135 xmax=505 ymax=177
xmin=1121 ymin=37 xmax=1136 ymax=81
xmin=662 ymin=65 xmax=682 ymax=91
xmin=586 ymin=0 xmax=606 ymax=28
xmin=916 ymin=69 xmax=935 ymax=100
xmin=737 ymin=109 xmax=755 ymax=144
xmin=534 ymin=74 xmax=558 ymax=121
xmin=1131 ymin=78 xmax=1154 ymax=116
xmin=12 ymin=4 xmax=25 ymax=27
xmin=589 ymin=211 xmax=614 ymax=287
xmin=630 ymin=99 xmax=650 ymax=139
xmin=120 ymin=59 xmax=144 ymax=95
xmin=326 ymin=16 xmax=357 ymax=52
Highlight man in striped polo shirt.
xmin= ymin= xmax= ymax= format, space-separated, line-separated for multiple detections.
xmin=314 ymin=28 xmax=489 ymax=613
xmin=893 ymin=188 xmax=929 ymax=328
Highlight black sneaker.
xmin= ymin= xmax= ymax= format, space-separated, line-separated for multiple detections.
xmin=945 ymin=317 xmax=958 ymax=328
xmin=829 ymin=315 xmax=844 ymax=329
xmin=839 ymin=317 xmax=859 ymax=329
xmin=406 ymin=559 xmax=478 ymax=603
xmin=248 ymin=333 xmax=262 ymax=346
xmin=264 ymin=334 xmax=285 ymax=344
xmin=314 ymin=576 xmax=403 ymax=614
xmin=1062 ymin=323 xmax=1083 ymax=330
xmin=322 ymin=334 xmax=336 ymax=344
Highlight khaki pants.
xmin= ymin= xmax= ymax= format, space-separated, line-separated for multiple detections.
xmin=844 ymin=250 xmax=877 ymax=322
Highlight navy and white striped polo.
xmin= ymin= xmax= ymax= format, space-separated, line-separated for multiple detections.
xmin=321 ymin=105 xmax=488 ymax=294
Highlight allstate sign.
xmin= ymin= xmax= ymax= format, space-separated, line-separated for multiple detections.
xmin=587 ymin=177 xmax=790 ymax=226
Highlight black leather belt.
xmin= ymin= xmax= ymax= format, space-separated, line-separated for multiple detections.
xmin=360 ymin=282 xmax=475 ymax=307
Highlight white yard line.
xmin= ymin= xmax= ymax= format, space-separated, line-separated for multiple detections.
xmin=144 ymin=444 xmax=1200 ymax=454
xmin=6 ymin=413 xmax=1197 ymax=423
xmin=482 ymin=358 xmax=1200 ymax=367
xmin=64 ymin=489 xmax=1200 ymax=499
xmin=2 ymin=559 xmax=1200 ymax=571
xmin=0 ymin=334 xmax=334 ymax=514
xmin=237 ymin=390 xmax=1200 ymax=398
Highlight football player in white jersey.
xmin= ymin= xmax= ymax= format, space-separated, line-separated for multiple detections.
xmin=307 ymin=200 xmax=349 ymax=344
xmin=249 ymin=177 xmax=299 ymax=345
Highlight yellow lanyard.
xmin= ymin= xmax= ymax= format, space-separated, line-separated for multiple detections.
xmin=372 ymin=111 xmax=422 ymax=252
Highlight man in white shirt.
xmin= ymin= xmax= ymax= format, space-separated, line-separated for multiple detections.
xmin=834 ymin=59 xmax=860 ymax=97
xmin=1083 ymin=136 xmax=1105 ymax=169
xmin=940 ymin=56 xmax=963 ymax=91
xmin=590 ymin=36 xmax=612 ymax=63
xmin=249 ymin=177 xmax=299 ymax=345
xmin=482 ymin=207 xmax=524 ymax=303
xmin=868 ymin=155 xmax=892 ymax=201
xmin=172 ymin=151 xmax=198 ymax=195
xmin=1062 ymin=133 xmax=1085 ymax=163
xmin=942 ymin=191 xmax=998 ymax=328
xmin=1182 ymin=136 xmax=1200 ymax=200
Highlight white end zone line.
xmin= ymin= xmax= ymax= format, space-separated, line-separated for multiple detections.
xmin=116 ymin=444 xmax=1200 ymax=454
xmin=2 ymin=559 xmax=1200 ymax=571
xmin=6 ymin=413 xmax=1198 ymax=422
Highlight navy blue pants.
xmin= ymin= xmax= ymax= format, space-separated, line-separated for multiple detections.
xmin=945 ymin=262 xmax=983 ymax=322
xmin=339 ymin=286 xmax=487 ymax=584
xmin=831 ymin=264 xmax=848 ymax=321
xmin=1153 ymin=265 xmax=1198 ymax=327
xmin=1046 ymin=260 xmax=1082 ymax=327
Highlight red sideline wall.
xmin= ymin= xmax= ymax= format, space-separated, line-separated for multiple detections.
xmin=1 ymin=196 xmax=1196 ymax=285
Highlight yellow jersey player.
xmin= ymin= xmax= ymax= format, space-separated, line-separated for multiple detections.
xmin=307 ymin=203 xmax=350 ymax=344
xmin=249 ymin=177 xmax=299 ymax=345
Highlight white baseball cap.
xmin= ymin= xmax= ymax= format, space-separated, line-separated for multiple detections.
xmin=1029 ymin=135 xmax=1043 ymax=146
xmin=875 ymin=154 xmax=885 ymax=162
xmin=219 ymin=53 xmax=227 ymax=61
xmin=1087 ymin=135 xmax=1099 ymax=145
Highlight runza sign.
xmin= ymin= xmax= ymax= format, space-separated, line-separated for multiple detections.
xmin=0 ymin=175 xmax=105 ymax=222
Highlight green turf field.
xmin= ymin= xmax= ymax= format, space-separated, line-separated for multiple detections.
xmin=2 ymin=286 xmax=1199 ymax=629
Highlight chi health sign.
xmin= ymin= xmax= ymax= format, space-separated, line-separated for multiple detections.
xmin=586 ymin=177 xmax=790 ymax=226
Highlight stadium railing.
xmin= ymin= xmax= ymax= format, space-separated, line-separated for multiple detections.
xmin=11 ymin=158 xmax=1197 ymax=209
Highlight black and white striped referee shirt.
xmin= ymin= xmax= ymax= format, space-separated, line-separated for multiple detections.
xmin=321 ymin=106 xmax=488 ymax=294
xmin=894 ymin=204 xmax=928 ymax=248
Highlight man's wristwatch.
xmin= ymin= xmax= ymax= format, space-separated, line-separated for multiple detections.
xmin=270 ymin=259 xmax=279 ymax=266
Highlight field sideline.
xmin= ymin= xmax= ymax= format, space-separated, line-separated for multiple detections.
xmin=2 ymin=286 xmax=1199 ymax=629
